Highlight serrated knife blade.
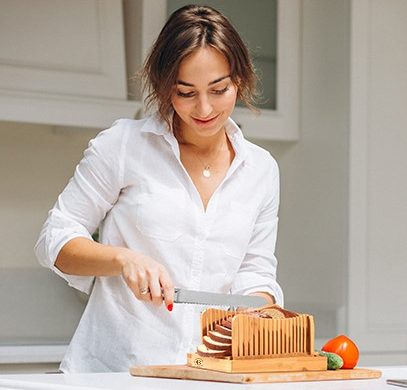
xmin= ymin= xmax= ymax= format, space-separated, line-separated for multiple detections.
xmin=173 ymin=288 xmax=268 ymax=308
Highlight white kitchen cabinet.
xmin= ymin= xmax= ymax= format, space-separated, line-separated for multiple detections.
xmin=229 ymin=0 xmax=301 ymax=141
xmin=0 ymin=0 xmax=126 ymax=99
xmin=0 ymin=0 xmax=301 ymax=139
xmin=348 ymin=0 xmax=407 ymax=365
xmin=0 ymin=0 xmax=139 ymax=128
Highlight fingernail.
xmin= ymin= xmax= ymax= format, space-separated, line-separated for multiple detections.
xmin=167 ymin=304 xmax=173 ymax=312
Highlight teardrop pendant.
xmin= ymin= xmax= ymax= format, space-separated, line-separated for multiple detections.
xmin=202 ymin=168 xmax=211 ymax=178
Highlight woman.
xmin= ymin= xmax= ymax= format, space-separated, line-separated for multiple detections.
xmin=35 ymin=4 xmax=283 ymax=373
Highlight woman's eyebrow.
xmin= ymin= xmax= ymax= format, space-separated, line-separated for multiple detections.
xmin=176 ymin=75 xmax=231 ymax=87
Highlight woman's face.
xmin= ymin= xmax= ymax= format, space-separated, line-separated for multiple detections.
xmin=171 ymin=47 xmax=238 ymax=139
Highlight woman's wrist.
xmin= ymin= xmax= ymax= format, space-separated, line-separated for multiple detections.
xmin=113 ymin=247 xmax=134 ymax=273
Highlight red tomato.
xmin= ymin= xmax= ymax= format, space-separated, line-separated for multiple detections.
xmin=321 ymin=335 xmax=360 ymax=369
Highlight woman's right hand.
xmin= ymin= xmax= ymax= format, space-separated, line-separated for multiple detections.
xmin=117 ymin=248 xmax=174 ymax=310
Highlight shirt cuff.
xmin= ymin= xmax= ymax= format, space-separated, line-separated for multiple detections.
xmin=243 ymin=285 xmax=284 ymax=307
xmin=231 ymin=279 xmax=284 ymax=307
xmin=47 ymin=231 xmax=95 ymax=294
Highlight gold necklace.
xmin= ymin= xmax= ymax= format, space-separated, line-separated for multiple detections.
xmin=173 ymin=117 xmax=225 ymax=178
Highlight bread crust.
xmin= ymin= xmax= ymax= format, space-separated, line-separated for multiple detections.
xmin=196 ymin=344 xmax=230 ymax=358
xmin=203 ymin=335 xmax=232 ymax=352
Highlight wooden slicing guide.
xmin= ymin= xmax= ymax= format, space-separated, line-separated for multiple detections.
xmin=199 ymin=308 xmax=318 ymax=364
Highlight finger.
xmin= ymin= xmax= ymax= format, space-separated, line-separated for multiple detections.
xmin=159 ymin=271 xmax=174 ymax=310
xmin=136 ymin=272 xmax=151 ymax=301
xmin=123 ymin=270 xmax=143 ymax=300
xmin=138 ymin=287 xmax=151 ymax=301
xmin=149 ymin=277 xmax=163 ymax=306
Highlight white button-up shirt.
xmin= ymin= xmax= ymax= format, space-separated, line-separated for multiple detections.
xmin=34 ymin=113 xmax=283 ymax=373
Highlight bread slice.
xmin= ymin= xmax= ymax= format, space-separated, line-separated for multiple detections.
xmin=208 ymin=330 xmax=232 ymax=344
xmin=276 ymin=307 xmax=299 ymax=318
xmin=258 ymin=308 xmax=286 ymax=319
xmin=260 ymin=306 xmax=299 ymax=319
xmin=221 ymin=318 xmax=232 ymax=329
xmin=215 ymin=323 xmax=232 ymax=336
xmin=203 ymin=335 xmax=231 ymax=352
xmin=196 ymin=344 xmax=231 ymax=358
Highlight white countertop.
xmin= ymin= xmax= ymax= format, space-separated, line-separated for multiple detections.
xmin=0 ymin=366 xmax=404 ymax=390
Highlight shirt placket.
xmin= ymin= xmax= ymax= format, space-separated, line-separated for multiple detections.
xmin=176 ymin=154 xmax=246 ymax=353
xmin=162 ymin=132 xmax=200 ymax=353
xmin=162 ymin=130 xmax=245 ymax=356
xmin=177 ymin=201 xmax=215 ymax=355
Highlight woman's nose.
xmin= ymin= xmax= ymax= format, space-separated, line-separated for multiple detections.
xmin=195 ymin=95 xmax=212 ymax=117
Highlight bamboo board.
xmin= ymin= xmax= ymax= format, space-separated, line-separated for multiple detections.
xmin=130 ymin=364 xmax=382 ymax=384
xmin=187 ymin=352 xmax=327 ymax=373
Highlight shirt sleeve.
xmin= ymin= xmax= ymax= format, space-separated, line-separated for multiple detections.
xmin=34 ymin=120 xmax=127 ymax=294
xmin=230 ymin=157 xmax=284 ymax=306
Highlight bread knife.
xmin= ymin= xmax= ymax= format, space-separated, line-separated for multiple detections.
xmin=173 ymin=288 xmax=268 ymax=308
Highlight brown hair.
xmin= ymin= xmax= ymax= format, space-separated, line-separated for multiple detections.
xmin=141 ymin=4 xmax=258 ymax=128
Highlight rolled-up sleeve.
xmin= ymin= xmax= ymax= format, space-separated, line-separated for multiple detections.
xmin=230 ymin=158 xmax=284 ymax=306
xmin=34 ymin=120 xmax=126 ymax=293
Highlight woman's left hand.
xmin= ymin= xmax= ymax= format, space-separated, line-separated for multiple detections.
xmin=250 ymin=291 xmax=275 ymax=305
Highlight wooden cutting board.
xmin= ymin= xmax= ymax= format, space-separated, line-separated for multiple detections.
xmin=130 ymin=365 xmax=382 ymax=384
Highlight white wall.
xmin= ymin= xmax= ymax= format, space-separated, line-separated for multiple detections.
xmin=0 ymin=122 xmax=98 ymax=345
xmin=263 ymin=0 xmax=350 ymax=340
xmin=347 ymin=0 xmax=407 ymax=366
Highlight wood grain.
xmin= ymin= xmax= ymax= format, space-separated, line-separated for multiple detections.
xmin=130 ymin=365 xmax=382 ymax=384
xmin=187 ymin=353 xmax=327 ymax=373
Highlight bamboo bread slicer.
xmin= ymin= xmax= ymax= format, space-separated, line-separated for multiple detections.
xmin=130 ymin=306 xmax=382 ymax=382
xmin=187 ymin=307 xmax=327 ymax=373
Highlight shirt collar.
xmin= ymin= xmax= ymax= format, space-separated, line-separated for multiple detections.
xmin=224 ymin=116 xmax=249 ymax=163
xmin=140 ymin=112 xmax=250 ymax=163
xmin=140 ymin=112 xmax=171 ymax=135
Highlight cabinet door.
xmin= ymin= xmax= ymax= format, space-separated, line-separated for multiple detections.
xmin=0 ymin=0 xmax=126 ymax=99
xmin=140 ymin=0 xmax=300 ymax=141
xmin=349 ymin=0 xmax=407 ymax=365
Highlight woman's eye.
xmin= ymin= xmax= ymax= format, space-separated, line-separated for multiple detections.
xmin=176 ymin=91 xmax=195 ymax=98
xmin=212 ymin=86 xmax=229 ymax=95
xmin=176 ymin=85 xmax=229 ymax=98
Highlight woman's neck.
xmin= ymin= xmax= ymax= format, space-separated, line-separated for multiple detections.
xmin=173 ymin=116 xmax=228 ymax=155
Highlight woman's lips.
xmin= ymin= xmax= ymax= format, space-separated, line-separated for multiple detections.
xmin=192 ymin=114 xmax=220 ymax=126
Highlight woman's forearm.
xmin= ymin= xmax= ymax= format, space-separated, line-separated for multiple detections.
xmin=55 ymin=237 xmax=128 ymax=276
xmin=55 ymin=237 xmax=174 ymax=307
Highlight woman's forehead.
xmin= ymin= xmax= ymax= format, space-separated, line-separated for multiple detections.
xmin=176 ymin=47 xmax=231 ymax=86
